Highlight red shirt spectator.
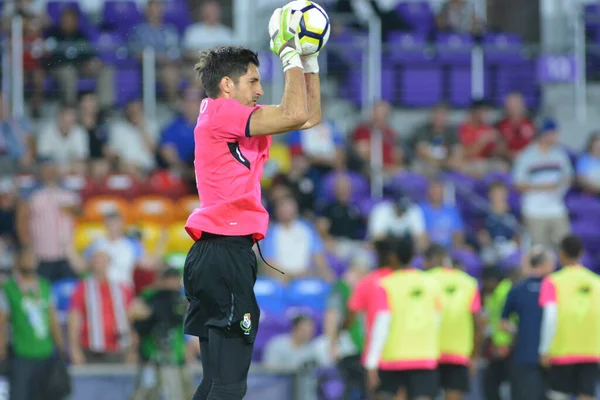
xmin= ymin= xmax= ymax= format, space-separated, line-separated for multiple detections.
xmin=459 ymin=100 xmax=498 ymax=159
xmin=496 ymin=93 xmax=535 ymax=158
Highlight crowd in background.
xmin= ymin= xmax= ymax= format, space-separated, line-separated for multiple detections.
xmin=2 ymin=0 xmax=600 ymax=399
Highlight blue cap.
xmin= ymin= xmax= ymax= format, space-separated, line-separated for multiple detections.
xmin=539 ymin=118 xmax=558 ymax=134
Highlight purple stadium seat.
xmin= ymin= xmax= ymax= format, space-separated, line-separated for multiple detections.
xmin=326 ymin=252 xmax=348 ymax=278
xmin=395 ymin=2 xmax=435 ymax=35
xmin=163 ymin=0 xmax=191 ymax=35
xmin=102 ymin=1 xmax=143 ymax=34
xmin=95 ymin=32 xmax=133 ymax=65
xmin=483 ymin=33 xmax=525 ymax=64
xmin=387 ymin=31 xmax=429 ymax=63
xmin=340 ymin=66 xmax=396 ymax=107
xmin=115 ymin=67 xmax=142 ymax=107
xmin=357 ymin=197 xmax=379 ymax=217
xmin=399 ymin=66 xmax=443 ymax=107
xmin=316 ymin=368 xmax=345 ymax=400
xmin=436 ymin=33 xmax=474 ymax=64
xmin=582 ymin=252 xmax=598 ymax=273
xmin=285 ymin=278 xmax=331 ymax=313
xmin=571 ymin=220 xmax=600 ymax=256
xmin=319 ymin=171 xmax=369 ymax=203
xmin=77 ymin=78 xmax=96 ymax=92
xmin=450 ymin=249 xmax=483 ymax=278
xmin=494 ymin=61 xmax=540 ymax=109
xmin=253 ymin=312 xmax=291 ymax=361
xmin=566 ymin=194 xmax=600 ymax=221
xmin=387 ymin=172 xmax=429 ymax=202
xmin=412 ymin=254 xmax=425 ymax=269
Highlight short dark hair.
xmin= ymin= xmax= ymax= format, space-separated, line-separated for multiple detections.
xmin=529 ymin=245 xmax=549 ymax=268
xmin=424 ymin=244 xmax=447 ymax=262
xmin=392 ymin=235 xmax=415 ymax=266
xmin=194 ymin=46 xmax=260 ymax=98
xmin=374 ymin=238 xmax=391 ymax=267
xmin=560 ymin=234 xmax=583 ymax=259
xmin=291 ymin=314 xmax=312 ymax=329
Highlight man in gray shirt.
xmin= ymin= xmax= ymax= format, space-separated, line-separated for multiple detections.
xmin=262 ymin=315 xmax=317 ymax=372
xmin=513 ymin=119 xmax=573 ymax=247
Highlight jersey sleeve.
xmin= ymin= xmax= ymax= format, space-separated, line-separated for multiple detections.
xmin=212 ymin=98 xmax=261 ymax=140
xmin=471 ymin=289 xmax=482 ymax=313
xmin=539 ymin=277 xmax=557 ymax=306
xmin=372 ymin=284 xmax=391 ymax=314
xmin=347 ymin=279 xmax=366 ymax=312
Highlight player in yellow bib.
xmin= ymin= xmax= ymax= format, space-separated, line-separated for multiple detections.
xmin=424 ymin=245 xmax=482 ymax=400
xmin=365 ymin=236 xmax=442 ymax=400
xmin=539 ymin=235 xmax=600 ymax=400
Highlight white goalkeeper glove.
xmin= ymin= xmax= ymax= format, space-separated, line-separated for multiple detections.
xmin=269 ymin=7 xmax=303 ymax=72
xmin=301 ymin=52 xmax=319 ymax=74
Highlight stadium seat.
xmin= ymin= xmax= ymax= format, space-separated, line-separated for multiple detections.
xmin=74 ymin=222 xmax=107 ymax=253
xmin=82 ymin=196 xmax=131 ymax=223
xmin=252 ymin=311 xmax=291 ymax=361
xmin=102 ymin=1 xmax=142 ymax=34
xmin=254 ymin=277 xmax=287 ymax=315
xmin=147 ymin=170 xmax=190 ymax=199
xmin=90 ymin=173 xmax=144 ymax=199
xmin=134 ymin=222 xmax=164 ymax=255
xmin=174 ymin=195 xmax=200 ymax=220
xmin=165 ymin=221 xmax=194 ymax=254
xmin=285 ymin=278 xmax=331 ymax=313
xmin=52 ymin=278 xmax=79 ymax=322
xmin=162 ymin=0 xmax=191 ymax=35
xmin=132 ymin=195 xmax=175 ymax=225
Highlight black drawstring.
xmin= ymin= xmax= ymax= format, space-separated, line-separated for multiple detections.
xmin=256 ymin=241 xmax=285 ymax=275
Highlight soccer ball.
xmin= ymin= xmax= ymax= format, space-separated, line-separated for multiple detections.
xmin=286 ymin=1 xmax=331 ymax=56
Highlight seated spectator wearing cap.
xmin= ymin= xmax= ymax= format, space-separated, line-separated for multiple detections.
xmin=37 ymin=103 xmax=89 ymax=174
xmin=263 ymin=315 xmax=319 ymax=372
xmin=367 ymin=197 xmax=428 ymax=252
xmin=87 ymin=212 xmax=142 ymax=288
xmin=459 ymin=100 xmax=505 ymax=177
xmin=17 ymin=157 xmax=81 ymax=282
xmin=260 ymin=196 xmax=333 ymax=283
xmin=158 ymin=88 xmax=200 ymax=176
xmin=68 ymin=246 xmax=135 ymax=365
xmin=420 ymin=179 xmax=466 ymax=249
xmin=496 ymin=93 xmax=536 ymax=161
xmin=513 ymin=119 xmax=573 ymax=248
xmin=409 ymin=103 xmax=464 ymax=177
xmin=576 ymin=131 xmax=600 ymax=195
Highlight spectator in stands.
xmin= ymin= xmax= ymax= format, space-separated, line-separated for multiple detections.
xmin=513 ymin=119 xmax=573 ymax=248
xmin=316 ymin=174 xmax=367 ymax=259
xmin=261 ymin=196 xmax=333 ymax=283
xmin=287 ymin=102 xmax=346 ymax=178
xmin=367 ymin=197 xmax=428 ymax=251
xmin=21 ymin=12 xmax=45 ymax=117
xmin=496 ymin=92 xmax=536 ymax=161
xmin=129 ymin=0 xmax=180 ymax=105
xmin=45 ymin=7 xmax=114 ymax=108
xmin=68 ymin=246 xmax=135 ymax=365
xmin=459 ymin=100 xmax=504 ymax=177
xmin=409 ymin=103 xmax=463 ymax=176
xmin=183 ymin=0 xmax=234 ymax=56
xmin=437 ymin=0 xmax=485 ymax=35
xmin=274 ymin=155 xmax=318 ymax=217
xmin=88 ymin=211 xmax=142 ymax=288
xmin=352 ymin=101 xmax=403 ymax=175
xmin=339 ymin=0 xmax=409 ymax=40
xmin=0 ymin=247 xmax=65 ymax=400
xmin=158 ymin=87 xmax=200 ymax=175
xmin=79 ymin=92 xmax=111 ymax=179
xmin=17 ymin=157 xmax=80 ymax=282
xmin=479 ymin=181 xmax=520 ymax=264
xmin=37 ymin=103 xmax=89 ymax=174
xmin=0 ymin=178 xmax=19 ymax=257
xmin=0 ymin=94 xmax=35 ymax=173
xmin=576 ymin=131 xmax=600 ymax=195
xmin=421 ymin=179 xmax=466 ymax=249
xmin=109 ymin=99 xmax=159 ymax=177
xmin=263 ymin=314 xmax=318 ymax=372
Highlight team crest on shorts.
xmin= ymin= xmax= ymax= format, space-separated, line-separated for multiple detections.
xmin=241 ymin=313 xmax=252 ymax=335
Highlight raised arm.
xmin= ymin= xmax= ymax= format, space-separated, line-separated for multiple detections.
xmin=299 ymin=69 xmax=321 ymax=130
xmin=248 ymin=7 xmax=310 ymax=137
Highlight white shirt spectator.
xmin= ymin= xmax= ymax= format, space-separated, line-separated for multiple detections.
xmin=37 ymin=123 xmax=89 ymax=169
xmin=88 ymin=238 xmax=142 ymax=287
xmin=182 ymin=23 xmax=234 ymax=51
xmin=368 ymin=201 xmax=426 ymax=239
xmin=263 ymin=334 xmax=317 ymax=371
xmin=109 ymin=120 xmax=158 ymax=171
xmin=513 ymin=144 xmax=573 ymax=219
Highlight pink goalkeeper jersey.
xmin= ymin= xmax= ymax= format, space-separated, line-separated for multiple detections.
xmin=348 ymin=267 xmax=393 ymax=365
xmin=185 ymin=97 xmax=272 ymax=241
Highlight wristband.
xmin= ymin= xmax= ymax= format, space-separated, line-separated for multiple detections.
xmin=302 ymin=55 xmax=319 ymax=74
xmin=280 ymin=48 xmax=303 ymax=72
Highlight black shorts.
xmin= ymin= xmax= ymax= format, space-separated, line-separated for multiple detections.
xmin=378 ymin=369 xmax=439 ymax=398
xmin=438 ymin=363 xmax=469 ymax=393
xmin=548 ymin=363 xmax=598 ymax=397
xmin=183 ymin=233 xmax=259 ymax=343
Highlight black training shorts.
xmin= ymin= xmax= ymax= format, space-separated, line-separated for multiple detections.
xmin=548 ymin=362 xmax=598 ymax=397
xmin=183 ymin=233 xmax=260 ymax=343
xmin=438 ymin=363 xmax=470 ymax=393
xmin=378 ymin=369 xmax=439 ymax=398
